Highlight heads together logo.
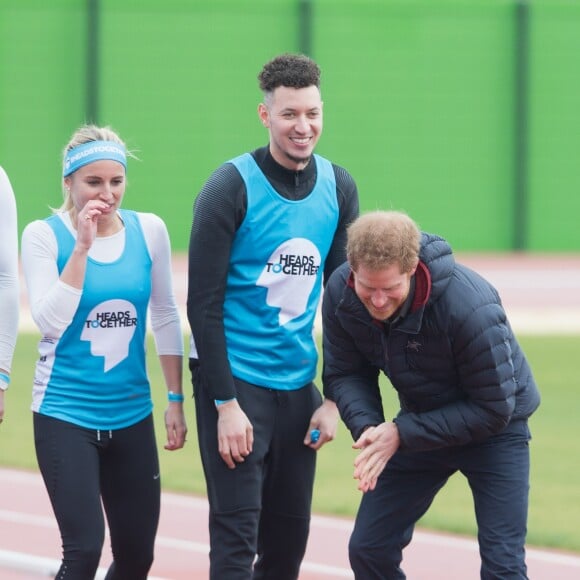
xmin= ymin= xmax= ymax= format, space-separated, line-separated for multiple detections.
xmin=81 ymin=299 xmax=137 ymax=371
xmin=257 ymin=238 xmax=321 ymax=325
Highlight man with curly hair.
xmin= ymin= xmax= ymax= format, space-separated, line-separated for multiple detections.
xmin=187 ymin=53 xmax=359 ymax=579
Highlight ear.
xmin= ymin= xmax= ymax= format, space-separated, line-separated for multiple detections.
xmin=258 ymin=103 xmax=270 ymax=128
xmin=63 ymin=177 xmax=71 ymax=191
xmin=409 ymin=258 xmax=419 ymax=276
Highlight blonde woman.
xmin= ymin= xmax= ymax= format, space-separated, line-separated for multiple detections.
xmin=21 ymin=125 xmax=187 ymax=579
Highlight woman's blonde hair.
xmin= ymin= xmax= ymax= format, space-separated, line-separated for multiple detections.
xmin=58 ymin=124 xmax=128 ymax=213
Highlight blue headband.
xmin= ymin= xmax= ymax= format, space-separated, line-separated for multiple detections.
xmin=63 ymin=140 xmax=127 ymax=177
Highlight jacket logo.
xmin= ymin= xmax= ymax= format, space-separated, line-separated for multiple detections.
xmin=406 ymin=340 xmax=422 ymax=352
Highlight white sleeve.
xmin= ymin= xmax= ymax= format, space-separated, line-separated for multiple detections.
xmin=21 ymin=219 xmax=82 ymax=338
xmin=139 ymin=213 xmax=184 ymax=356
xmin=0 ymin=168 xmax=19 ymax=372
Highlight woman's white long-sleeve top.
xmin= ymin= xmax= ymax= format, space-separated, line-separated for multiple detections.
xmin=21 ymin=211 xmax=183 ymax=356
xmin=0 ymin=167 xmax=19 ymax=374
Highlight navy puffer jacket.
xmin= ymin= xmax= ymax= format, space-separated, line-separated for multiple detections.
xmin=322 ymin=233 xmax=540 ymax=451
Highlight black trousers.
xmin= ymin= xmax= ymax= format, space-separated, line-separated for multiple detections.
xmin=349 ymin=419 xmax=532 ymax=580
xmin=192 ymin=363 xmax=322 ymax=580
xmin=33 ymin=412 xmax=160 ymax=580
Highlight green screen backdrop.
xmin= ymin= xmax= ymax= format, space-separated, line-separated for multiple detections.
xmin=1 ymin=0 xmax=579 ymax=252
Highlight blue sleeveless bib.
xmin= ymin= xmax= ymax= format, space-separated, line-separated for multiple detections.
xmin=33 ymin=209 xmax=153 ymax=429
xmin=224 ymin=153 xmax=339 ymax=390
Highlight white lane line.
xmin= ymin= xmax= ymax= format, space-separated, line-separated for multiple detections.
xmin=0 ymin=549 xmax=170 ymax=580
xmin=2 ymin=474 xmax=580 ymax=574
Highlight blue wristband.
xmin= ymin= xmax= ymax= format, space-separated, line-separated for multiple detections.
xmin=0 ymin=372 xmax=10 ymax=384
xmin=168 ymin=391 xmax=184 ymax=403
xmin=214 ymin=397 xmax=236 ymax=406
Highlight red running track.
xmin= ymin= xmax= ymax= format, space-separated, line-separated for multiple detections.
xmin=1 ymin=467 xmax=580 ymax=579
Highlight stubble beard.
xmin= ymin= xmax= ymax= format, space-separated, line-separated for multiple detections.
xmin=284 ymin=151 xmax=312 ymax=168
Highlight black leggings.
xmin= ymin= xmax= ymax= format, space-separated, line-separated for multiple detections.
xmin=33 ymin=412 xmax=161 ymax=580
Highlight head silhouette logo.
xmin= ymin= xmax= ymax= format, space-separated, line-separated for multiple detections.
xmin=257 ymin=238 xmax=321 ymax=325
xmin=81 ymin=299 xmax=138 ymax=371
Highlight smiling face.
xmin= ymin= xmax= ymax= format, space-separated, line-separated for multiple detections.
xmin=353 ymin=262 xmax=417 ymax=322
xmin=64 ymin=159 xmax=126 ymax=224
xmin=258 ymin=84 xmax=323 ymax=171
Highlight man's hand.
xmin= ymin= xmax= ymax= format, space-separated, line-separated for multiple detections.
xmin=216 ymin=399 xmax=254 ymax=469
xmin=352 ymin=422 xmax=400 ymax=493
xmin=304 ymin=398 xmax=340 ymax=449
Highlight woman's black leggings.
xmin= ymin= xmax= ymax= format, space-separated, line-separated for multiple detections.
xmin=33 ymin=412 xmax=161 ymax=580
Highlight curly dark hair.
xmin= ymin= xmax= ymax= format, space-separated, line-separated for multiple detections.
xmin=258 ymin=53 xmax=321 ymax=93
